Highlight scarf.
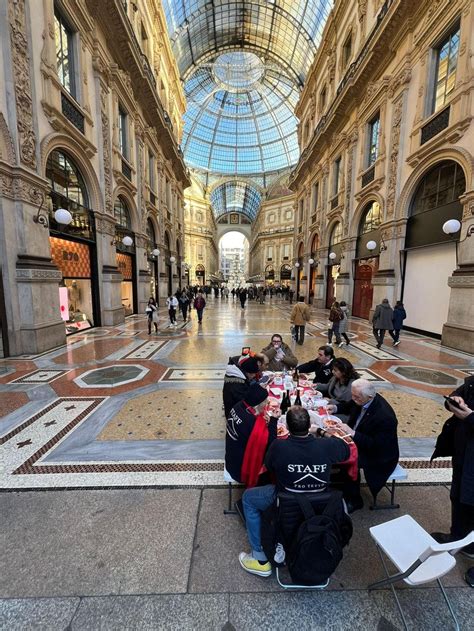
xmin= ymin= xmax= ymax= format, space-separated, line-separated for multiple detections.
xmin=240 ymin=412 xmax=269 ymax=488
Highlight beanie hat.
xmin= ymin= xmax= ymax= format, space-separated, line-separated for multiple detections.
xmin=244 ymin=384 xmax=268 ymax=407
xmin=239 ymin=356 xmax=259 ymax=373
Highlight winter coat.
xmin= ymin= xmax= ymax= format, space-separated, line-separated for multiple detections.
xmin=339 ymin=305 xmax=349 ymax=333
xmin=166 ymin=296 xmax=178 ymax=309
xmin=222 ymin=363 xmax=252 ymax=418
xmin=329 ymin=305 xmax=344 ymax=323
xmin=392 ymin=306 xmax=407 ymax=330
xmin=261 ymin=342 xmax=298 ymax=372
xmin=431 ymin=376 xmax=474 ymax=505
xmin=290 ymin=302 xmax=311 ymax=326
xmin=372 ymin=303 xmax=394 ymax=330
xmin=297 ymin=357 xmax=334 ymax=385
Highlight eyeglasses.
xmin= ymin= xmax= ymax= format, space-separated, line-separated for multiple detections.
xmin=272 ymin=339 xmax=282 ymax=344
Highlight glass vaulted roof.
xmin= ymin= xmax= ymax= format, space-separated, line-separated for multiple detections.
xmin=210 ymin=181 xmax=262 ymax=221
xmin=162 ymin=0 xmax=333 ymax=202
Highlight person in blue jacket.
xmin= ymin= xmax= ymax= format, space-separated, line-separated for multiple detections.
xmin=390 ymin=300 xmax=406 ymax=346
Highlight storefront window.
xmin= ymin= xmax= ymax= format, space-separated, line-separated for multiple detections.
xmin=359 ymin=201 xmax=382 ymax=234
xmin=114 ymin=196 xmax=131 ymax=228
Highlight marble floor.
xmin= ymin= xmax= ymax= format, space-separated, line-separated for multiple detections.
xmin=1 ymin=296 xmax=473 ymax=489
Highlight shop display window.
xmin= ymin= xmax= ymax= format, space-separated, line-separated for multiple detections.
xmin=63 ymin=279 xmax=94 ymax=334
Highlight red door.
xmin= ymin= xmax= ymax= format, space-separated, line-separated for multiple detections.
xmin=352 ymin=258 xmax=378 ymax=319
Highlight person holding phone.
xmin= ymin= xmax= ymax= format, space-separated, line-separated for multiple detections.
xmin=431 ymin=376 xmax=474 ymax=586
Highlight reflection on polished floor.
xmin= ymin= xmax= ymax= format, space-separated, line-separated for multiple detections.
xmin=1 ymin=297 xmax=473 ymax=490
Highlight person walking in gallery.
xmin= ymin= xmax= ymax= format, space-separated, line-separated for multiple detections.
xmin=193 ymin=291 xmax=206 ymax=324
xmin=328 ymin=300 xmax=344 ymax=346
xmin=239 ymin=287 xmax=248 ymax=309
xmin=338 ymin=301 xmax=351 ymax=347
xmin=145 ymin=296 xmax=159 ymax=334
xmin=178 ymin=290 xmax=190 ymax=321
xmin=166 ymin=293 xmax=179 ymax=327
xmin=290 ymin=296 xmax=311 ymax=345
xmin=371 ymin=298 xmax=394 ymax=349
xmin=390 ymin=300 xmax=406 ymax=346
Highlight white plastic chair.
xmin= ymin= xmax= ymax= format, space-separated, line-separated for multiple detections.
xmin=368 ymin=514 xmax=474 ymax=630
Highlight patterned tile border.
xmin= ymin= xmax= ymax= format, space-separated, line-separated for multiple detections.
xmin=8 ymin=369 xmax=70 ymax=384
xmin=116 ymin=331 xmax=141 ymax=337
xmin=461 ymin=369 xmax=474 ymax=376
xmin=348 ymin=340 xmax=407 ymax=361
xmin=118 ymin=341 xmax=168 ymax=360
xmin=160 ymin=368 xmax=227 ymax=381
xmin=356 ymin=368 xmax=388 ymax=382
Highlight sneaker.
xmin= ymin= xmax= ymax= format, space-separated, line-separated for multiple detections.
xmin=274 ymin=543 xmax=286 ymax=564
xmin=376 ymin=343 xmax=382 ymax=349
xmin=238 ymin=552 xmax=272 ymax=577
xmin=394 ymin=340 xmax=400 ymax=346
xmin=338 ymin=342 xmax=344 ymax=348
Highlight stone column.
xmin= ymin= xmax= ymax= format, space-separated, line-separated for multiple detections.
xmin=96 ymin=213 xmax=124 ymax=325
xmin=442 ymin=191 xmax=474 ymax=352
xmin=136 ymin=233 xmax=151 ymax=314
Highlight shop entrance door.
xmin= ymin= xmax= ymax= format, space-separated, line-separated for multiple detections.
xmin=352 ymin=258 xmax=378 ymax=319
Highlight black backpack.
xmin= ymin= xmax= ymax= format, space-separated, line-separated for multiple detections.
xmin=287 ymin=493 xmax=351 ymax=586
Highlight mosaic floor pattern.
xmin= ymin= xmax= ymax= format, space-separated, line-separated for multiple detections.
xmin=0 ymin=298 xmax=472 ymax=489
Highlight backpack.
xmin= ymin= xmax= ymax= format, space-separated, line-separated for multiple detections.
xmin=330 ymin=308 xmax=343 ymax=322
xmin=287 ymin=493 xmax=352 ymax=586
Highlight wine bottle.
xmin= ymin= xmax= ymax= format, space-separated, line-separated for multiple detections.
xmin=280 ymin=390 xmax=289 ymax=414
xmin=294 ymin=388 xmax=302 ymax=406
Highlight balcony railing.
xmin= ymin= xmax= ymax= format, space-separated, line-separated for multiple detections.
xmin=121 ymin=159 xmax=132 ymax=181
xmin=61 ymin=92 xmax=85 ymax=134
xmin=421 ymin=106 xmax=450 ymax=145
xmin=361 ymin=165 xmax=375 ymax=187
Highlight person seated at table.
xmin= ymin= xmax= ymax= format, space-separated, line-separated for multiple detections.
xmin=327 ymin=379 xmax=399 ymax=513
xmin=223 ymin=356 xmax=261 ymax=418
xmin=318 ymin=358 xmax=359 ymax=420
xmin=225 ymin=384 xmax=278 ymax=487
xmin=239 ymin=406 xmax=350 ymax=577
xmin=261 ymin=334 xmax=298 ymax=372
xmin=297 ymin=345 xmax=335 ymax=386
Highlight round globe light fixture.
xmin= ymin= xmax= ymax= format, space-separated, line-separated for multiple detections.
xmin=442 ymin=219 xmax=461 ymax=235
xmin=366 ymin=240 xmax=377 ymax=251
xmin=152 ymin=248 xmax=160 ymax=257
xmin=170 ymin=256 xmax=176 ymax=263
xmin=54 ymin=208 xmax=73 ymax=225
xmin=122 ymin=235 xmax=133 ymax=247
xmin=308 ymin=258 xmax=315 ymax=265
xmin=329 ymin=252 xmax=337 ymax=260
xmin=294 ymin=262 xmax=300 ymax=268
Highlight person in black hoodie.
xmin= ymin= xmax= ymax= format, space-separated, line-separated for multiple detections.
xmin=297 ymin=345 xmax=335 ymax=386
xmin=431 ymin=376 xmax=474 ymax=585
xmin=222 ymin=356 xmax=260 ymax=418
xmin=329 ymin=378 xmax=399 ymax=513
xmin=238 ymin=406 xmax=349 ymax=577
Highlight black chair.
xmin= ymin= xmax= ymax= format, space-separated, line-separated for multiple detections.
xmin=273 ymin=489 xmax=350 ymax=589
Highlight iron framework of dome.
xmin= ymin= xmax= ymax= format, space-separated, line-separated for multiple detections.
xmin=210 ymin=181 xmax=262 ymax=221
xmin=162 ymin=0 xmax=333 ymax=191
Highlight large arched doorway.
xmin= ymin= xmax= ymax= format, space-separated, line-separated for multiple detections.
xmin=46 ymin=149 xmax=100 ymax=334
xmin=326 ymin=222 xmax=342 ymax=308
xmin=218 ymin=231 xmax=249 ymax=286
xmin=402 ymin=160 xmax=466 ymax=336
xmin=114 ymin=196 xmax=136 ymax=315
xmin=352 ymin=201 xmax=382 ymax=319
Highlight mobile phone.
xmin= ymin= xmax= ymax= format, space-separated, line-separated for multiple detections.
xmin=444 ymin=396 xmax=462 ymax=410
xmin=241 ymin=346 xmax=251 ymax=356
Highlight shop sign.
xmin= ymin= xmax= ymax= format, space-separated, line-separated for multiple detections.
xmin=49 ymin=237 xmax=91 ymax=278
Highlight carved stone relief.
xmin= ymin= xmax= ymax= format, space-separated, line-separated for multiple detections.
xmin=8 ymin=0 xmax=37 ymax=169
xmin=386 ymin=97 xmax=403 ymax=218
xmin=344 ymin=145 xmax=355 ymax=235
xmin=100 ymin=88 xmax=113 ymax=214
xmin=0 ymin=113 xmax=16 ymax=163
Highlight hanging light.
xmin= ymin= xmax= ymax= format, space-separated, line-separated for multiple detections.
xmin=442 ymin=219 xmax=461 ymax=235
xmin=308 ymin=258 xmax=315 ymax=265
xmin=152 ymin=248 xmax=160 ymax=257
xmin=366 ymin=240 xmax=377 ymax=251
xmin=170 ymin=255 xmax=176 ymax=263
xmin=329 ymin=252 xmax=337 ymax=260
xmin=54 ymin=208 xmax=73 ymax=225
xmin=294 ymin=261 xmax=300 ymax=268
xmin=122 ymin=235 xmax=133 ymax=247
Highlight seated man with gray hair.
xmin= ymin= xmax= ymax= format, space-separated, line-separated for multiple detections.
xmin=327 ymin=379 xmax=399 ymax=513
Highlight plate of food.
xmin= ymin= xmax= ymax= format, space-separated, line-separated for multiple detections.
xmin=277 ymin=424 xmax=290 ymax=438
xmin=323 ymin=418 xmax=342 ymax=429
xmin=328 ymin=427 xmax=353 ymax=444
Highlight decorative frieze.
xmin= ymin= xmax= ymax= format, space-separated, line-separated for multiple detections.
xmin=386 ymin=96 xmax=403 ymax=218
xmin=99 ymin=88 xmax=113 ymax=214
xmin=8 ymin=0 xmax=37 ymax=170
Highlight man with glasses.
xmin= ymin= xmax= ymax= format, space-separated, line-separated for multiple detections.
xmin=261 ymin=334 xmax=298 ymax=372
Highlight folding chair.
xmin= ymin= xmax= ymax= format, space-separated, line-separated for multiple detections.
xmin=368 ymin=514 xmax=474 ymax=630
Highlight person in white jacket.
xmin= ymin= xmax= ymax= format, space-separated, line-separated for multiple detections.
xmin=166 ymin=294 xmax=179 ymax=326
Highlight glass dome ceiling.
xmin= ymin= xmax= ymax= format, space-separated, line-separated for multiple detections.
xmin=210 ymin=181 xmax=262 ymax=221
xmin=162 ymin=0 xmax=333 ymax=191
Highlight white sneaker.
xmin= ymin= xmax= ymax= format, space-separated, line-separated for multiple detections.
xmin=394 ymin=340 xmax=400 ymax=346
xmin=338 ymin=342 xmax=344 ymax=348
xmin=274 ymin=543 xmax=286 ymax=564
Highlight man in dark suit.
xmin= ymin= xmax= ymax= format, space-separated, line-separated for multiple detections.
xmin=328 ymin=379 xmax=399 ymax=513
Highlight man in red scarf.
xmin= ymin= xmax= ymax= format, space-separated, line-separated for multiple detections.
xmin=225 ymin=384 xmax=277 ymax=485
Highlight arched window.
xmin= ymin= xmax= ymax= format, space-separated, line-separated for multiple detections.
xmin=329 ymin=222 xmax=342 ymax=246
xmin=310 ymin=234 xmax=319 ymax=254
xmin=146 ymin=219 xmax=156 ymax=245
xmin=176 ymin=239 xmax=181 ymax=257
xmin=410 ymin=161 xmax=465 ymax=216
xmin=114 ymin=196 xmax=131 ymax=229
xmin=164 ymin=231 xmax=171 ymax=251
xmin=46 ymin=150 xmax=89 ymax=208
xmin=359 ymin=201 xmax=382 ymax=235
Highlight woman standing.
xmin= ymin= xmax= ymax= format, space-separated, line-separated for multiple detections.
xmin=338 ymin=301 xmax=351 ymax=347
xmin=328 ymin=301 xmax=344 ymax=346
xmin=166 ymin=293 xmax=178 ymax=327
xmin=145 ymin=297 xmax=158 ymax=334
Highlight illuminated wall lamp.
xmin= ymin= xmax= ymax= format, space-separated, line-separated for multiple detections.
xmin=152 ymin=248 xmax=160 ymax=257
xmin=308 ymin=258 xmax=315 ymax=265
xmin=122 ymin=235 xmax=133 ymax=247
xmin=442 ymin=219 xmax=474 ymax=240
xmin=294 ymin=261 xmax=300 ymax=268
xmin=329 ymin=251 xmax=345 ymax=261
xmin=33 ymin=197 xmax=73 ymax=228
xmin=169 ymin=255 xmax=176 ymax=263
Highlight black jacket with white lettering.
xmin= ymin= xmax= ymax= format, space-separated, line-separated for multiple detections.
xmin=264 ymin=434 xmax=350 ymax=493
